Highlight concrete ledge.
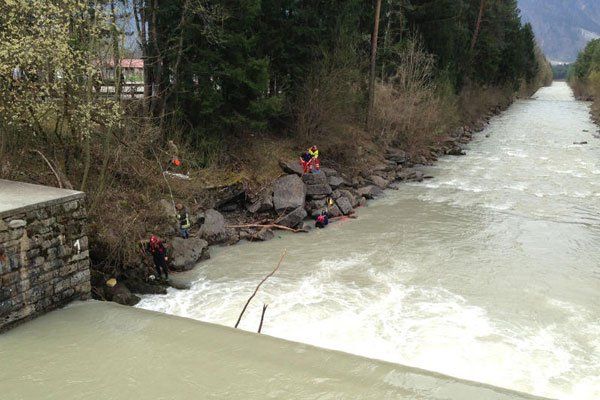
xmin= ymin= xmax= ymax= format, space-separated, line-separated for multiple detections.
xmin=0 ymin=179 xmax=85 ymax=217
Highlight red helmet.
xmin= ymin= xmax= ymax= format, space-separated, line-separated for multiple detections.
xmin=150 ymin=235 xmax=159 ymax=244
xmin=311 ymin=145 xmax=318 ymax=151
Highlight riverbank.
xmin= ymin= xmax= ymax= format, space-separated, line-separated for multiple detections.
xmin=102 ymin=94 xmax=513 ymax=305
xmin=0 ymin=82 xmax=537 ymax=305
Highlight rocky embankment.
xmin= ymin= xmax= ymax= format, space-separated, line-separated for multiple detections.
xmin=99 ymin=112 xmax=501 ymax=305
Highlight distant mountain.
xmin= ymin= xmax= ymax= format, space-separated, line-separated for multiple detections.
xmin=518 ymin=0 xmax=600 ymax=63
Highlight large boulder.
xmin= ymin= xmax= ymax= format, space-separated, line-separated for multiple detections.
xmin=320 ymin=167 xmax=339 ymax=176
xmin=279 ymin=159 xmax=304 ymax=176
xmin=302 ymin=172 xmax=328 ymax=185
xmin=199 ymin=209 xmax=229 ymax=244
xmin=273 ymin=174 xmax=306 ymax=212
xmin=369 ymin=175 xmax=389 ymax=189
xmin=338 ymin=189 xmax=357 ymax=207
xmin=328 ymin=175 xmax=345 ymax=189
xmin=306 ymin=198 xmax=327 ymax=214
xmin=277 ymin=206 xmax=307 ymax=228
xmin=335 ymin=196 xmax=353 ymax=215
xmin=246 ymin=190 xmax=274 ymax=214
xmin=170 ymin=237 xmax=210 ymax=271
xmin=357 ymin=185 xmax=383 ymax=199
xmin=305 ymin=184 xmax=333 ymax=197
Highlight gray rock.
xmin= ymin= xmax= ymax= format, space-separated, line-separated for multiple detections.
xmin=170 ymin=237 xmax=210 ymax=271
xmin=246 ymin=191 xmax=274 ymax=214
xmin=279 ymin=159 xmax=304 ymax=176
xmin=338 ymin=190 xmax=357 ymax=207
xmin=277 ymin=206 xmax=307 ymax=228
xmin=309 ymin=209 xmax=323 ymax=219
xmin=273 ymin=174 xmax=306 ymax=212
xmin=306 ymin=199 xmax=327 ymax=216
xmin=328 ymin=175 xmax=345 ymax=189
xmin=357 ymin=185 xmax=383 ymax=199
xmin=0 ymin=220 xmax=8 ymax=232
xmin=305 ymin=184 xmax=333 ymax=196
xmin=358 ymin=197 xmax=367 ymax=207
xmin=0 ymin=299 xmax=12 ymax=317
xmin=370 ymin=163 xmax=389 ymax=172
xmin=369 ymin=175 xmax=389 ymax=189
xmin=199 ymin=209 xmax=228 ymax=244
xmin=302 ymin=172 xmax=328 ymax=185
xmin=447 ymin=146 xmax=465 ymax=156
xmin=336 ymin=197 xmax=353 ymax=215
xmin=254 ymin=229 xmax=275 ymax=242
xmin=320 ymin=167 xmax=339 ymax=176
xmin=351 ymin=177 xmax=365 ymax=188
xmin=396 ymin=169 xmax=414 ymax=181
xmin=328 ymin=205 xmax=342 ymax=218
xmin=387 ymin=149 xmax=407 ymax=164
xmin=8 ymin=219 xmax=26 ymax=229
xmin=413 ymin=171 xmax=425 ymax=182
xmin=301 ymin=222 xmax=314 ymax=231
xmin=106 ymin=283 xmax=140 ymax=306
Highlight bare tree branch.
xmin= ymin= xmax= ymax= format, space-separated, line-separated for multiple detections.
xmin=235 ymin=249 xmax=286 ymax=329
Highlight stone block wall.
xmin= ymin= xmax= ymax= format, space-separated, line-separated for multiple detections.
xmin=0 ymin=194 xmax=91 ymax=331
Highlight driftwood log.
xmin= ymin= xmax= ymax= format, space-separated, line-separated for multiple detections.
xmin=226 ymin=223 xmax=308 ymax=233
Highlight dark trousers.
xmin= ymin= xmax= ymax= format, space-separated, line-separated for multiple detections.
xmin=153 ymin=257 xmax=169 ymax=278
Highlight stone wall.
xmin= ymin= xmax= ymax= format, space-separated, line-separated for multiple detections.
xmin=0 ymin=193 xmax=91 ymax=331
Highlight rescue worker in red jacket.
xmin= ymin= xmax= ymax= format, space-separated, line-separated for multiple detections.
xmin=146 ymin=235 xmax=169 ymax=280
xmin=315 ymin=210 xmax=329 ymax=229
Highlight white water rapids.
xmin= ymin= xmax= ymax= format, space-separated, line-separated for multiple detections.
xmin=138 ymin=82 xmax=600 ymax=399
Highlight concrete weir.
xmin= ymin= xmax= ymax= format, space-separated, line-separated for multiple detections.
xmin=0 ymin=179 xmax=91 ymax=331
xmin=0 ymin=302 xmax=555 ymax=400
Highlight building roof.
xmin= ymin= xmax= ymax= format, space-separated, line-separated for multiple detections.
xmin=105 ymin=59 xmax=144 ymax=69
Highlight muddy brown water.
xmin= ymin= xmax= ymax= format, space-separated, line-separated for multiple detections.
xmin=138 ymin=82 xmax=600 ymax=399
xmin=0 ymin=82 xmax=597 ymax=399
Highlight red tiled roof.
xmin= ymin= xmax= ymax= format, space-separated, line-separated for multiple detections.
xmin=104 ymin=59 xmax=144 ymax=69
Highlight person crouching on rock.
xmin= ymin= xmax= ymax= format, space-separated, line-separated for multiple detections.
xmin=147 ymin=235 xmax=169 ymax=280
xmin=300 ymin=151 xmax=313 ymax=174
xmin=175 ymin=203 xmax=191 ymax=239
xmin=315 ymin=210 xmax=329 ymax=229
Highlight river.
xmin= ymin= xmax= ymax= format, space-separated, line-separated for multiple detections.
xmin=138 ymin=82 xmax=600 ymax=399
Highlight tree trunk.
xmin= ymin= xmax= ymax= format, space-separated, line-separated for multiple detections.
xmin=133 ymin=0 xmax=152 ymax=111
xmin=367 ymin=0 xmax=383 ymax=130
xmin=149 ymin=0 xmax=163 ymax=119
xmin=110 ymin=0 xmax=122 ymax=99
xmin=470 ymin=0 xmax=485 ymax=52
